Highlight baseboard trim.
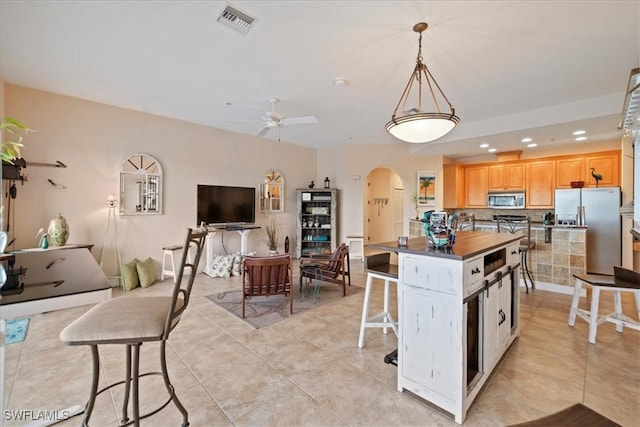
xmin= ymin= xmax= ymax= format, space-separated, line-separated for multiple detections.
xmin=519 ymin=279 xmax=584 ymax=297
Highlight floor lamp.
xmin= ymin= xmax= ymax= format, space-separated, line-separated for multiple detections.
xmin=98 ymin=194 xmax=122 ymax=287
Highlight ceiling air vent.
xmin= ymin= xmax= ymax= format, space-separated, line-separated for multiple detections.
xmin=217 ymin=4 xmax=257 ymax=35
xmin=619 ymin=67 xmax=640 ymax=130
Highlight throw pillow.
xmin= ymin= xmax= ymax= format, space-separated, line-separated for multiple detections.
xmin=136 ymin=257 xmax=157 ymax=288
xmin=122 ymin=258 xmax=140 ymax=291
xmin=231 ymin=253 xmax=242 ymax=276
xmin=210 ymin=254 xmax=234 ymax=278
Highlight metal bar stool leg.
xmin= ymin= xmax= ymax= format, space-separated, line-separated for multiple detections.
xmin=160 ymin=341 xmax=189 ymax=426
xmin=82 ymin=345 xmax=101 ymax=427
xmin=132 ymin=344 xmax=141 ymax=427
xmin=121 ymin=345 xmax=132 ymax=424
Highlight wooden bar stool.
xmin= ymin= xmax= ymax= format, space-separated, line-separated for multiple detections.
xmin=568 ymin=267 xmax=640 ymax=344
xmin=358 ymin=252 xmax=398 ymax=348
xmin=161 ymin=244 xmax=193 ymax=283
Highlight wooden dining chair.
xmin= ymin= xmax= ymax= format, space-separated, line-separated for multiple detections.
xmin=299 ymin=243 xmax=350 ymax=297
xmin=242 ymin=254 xmax=293 ymax=318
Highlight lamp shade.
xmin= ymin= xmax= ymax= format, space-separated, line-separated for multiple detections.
xmin=386 ymin=22 xmax=460 ymax=144
xmin=386 ymin=113 xmax=459 ymax=144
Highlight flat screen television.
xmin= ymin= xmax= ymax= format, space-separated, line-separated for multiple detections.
xmin=197 ymin=185 xmax=256 ymax=225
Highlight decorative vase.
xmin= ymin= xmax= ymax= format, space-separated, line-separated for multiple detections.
xmin=48 ymin=213 xmax=69 ymax=246
xmin=40 ymin=234 xmax=49 ymax=249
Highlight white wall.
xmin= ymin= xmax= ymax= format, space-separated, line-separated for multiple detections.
xmin=4 ymin=84 xmax=317 ymax=273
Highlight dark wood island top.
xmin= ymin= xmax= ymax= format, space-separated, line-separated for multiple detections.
xmin=369 ymin=231 xmax=521 ymax=261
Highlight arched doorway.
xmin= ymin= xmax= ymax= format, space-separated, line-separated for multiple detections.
xmin=364 ymin=167 xmax=405 ymax=246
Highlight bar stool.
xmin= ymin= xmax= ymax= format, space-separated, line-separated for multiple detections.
xmin=569 ymin=267 xmax=640 ymax=344
xmin=358 ymin=252 xmax=398 ymax=348
xmin=161 ymin=244 xmax=193 ymax=283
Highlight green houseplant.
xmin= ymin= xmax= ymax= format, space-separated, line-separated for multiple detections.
xmin=1 ymin=116 xmax=29 ymax=163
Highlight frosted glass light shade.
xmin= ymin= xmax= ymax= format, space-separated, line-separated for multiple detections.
xmin=386 ymin=113 xmax=459 ymax=144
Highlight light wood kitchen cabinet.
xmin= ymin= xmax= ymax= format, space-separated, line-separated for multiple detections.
xmin=585 ymin=151 xmax=620 ymax=188
xmin=556 ymin=157 xmax=586 ymax=188
xmin=465 ymin=166 xmax=488 ymax=208
xmin=488 ymin=163 xmax=525 ymax=190
xmin=526 ymin=160 xmax=555 ymax=208
xmin=443 ymin=164 xmax=465 ymax=208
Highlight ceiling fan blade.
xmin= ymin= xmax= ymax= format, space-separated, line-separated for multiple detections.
xmin=282 ymin=116 xmax=318 ymax=126
xmin=223 ymin=119 xmax=262 ymax=124
xmin=257 ymin=127 xmax=271 ymax=137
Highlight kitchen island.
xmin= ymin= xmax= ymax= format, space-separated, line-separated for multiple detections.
xmin=370 ymin=231 xmax=521 ymax=424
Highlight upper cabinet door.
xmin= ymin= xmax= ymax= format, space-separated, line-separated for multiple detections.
xmin=556 ymin=157 xmax=586 ymax=188
xmin=465 ymin=166 xmax=488 ymax=208
xmin=585 ymin=152 xmax=620 ymax=188
xmin=488 ymin=163 xmax=524 ymax=190
xmin=526 ymin=160 xmax=555 ymax=208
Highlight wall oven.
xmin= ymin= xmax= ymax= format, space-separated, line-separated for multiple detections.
xmin=487 ymin=191 xmax=525 ymax=209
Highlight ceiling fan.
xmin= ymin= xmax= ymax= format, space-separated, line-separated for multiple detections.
xmin=231 ymin=97 xmax=318 ymax=137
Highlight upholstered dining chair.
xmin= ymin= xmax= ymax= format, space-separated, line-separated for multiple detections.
xmin=242 ymin=254 xmax=293 ymax=318
xmin=299 ymin=243 xmax=351 ymax=297
xmin=496 ymin=215 xmax=535 ymax=292
xmin=59 ymin=228 xmax=206 ymax=427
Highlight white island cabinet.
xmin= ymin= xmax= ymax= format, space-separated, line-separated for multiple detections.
xmin=371 ymin=232 xmax=521 ymax=424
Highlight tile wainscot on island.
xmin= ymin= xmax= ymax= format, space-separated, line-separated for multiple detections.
xmin=370 ymin=231 xmax=522 ymax=424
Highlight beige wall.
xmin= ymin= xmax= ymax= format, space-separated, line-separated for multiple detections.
xmin=4 ymin=84 xmax=317 ymax=274
xmin=317 ymin=143 xmax=444 ymax=243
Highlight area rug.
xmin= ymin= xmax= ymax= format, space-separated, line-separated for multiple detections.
xmin=5 ymin=318 xmax=30 ymax=344
xmin=206 ymin=283 xmax=363 ymax=329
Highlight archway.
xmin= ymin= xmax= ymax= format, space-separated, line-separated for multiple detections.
xmin=363 ymin=167 xmax=405 ymax=246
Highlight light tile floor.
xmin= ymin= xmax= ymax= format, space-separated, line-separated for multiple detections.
xmin=3 ymin=260 xmax=639 ymax=426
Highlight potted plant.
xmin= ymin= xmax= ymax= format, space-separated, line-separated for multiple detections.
xmin=410 ymin=193 xmax=420 ymax=220
xmin=1 ymin=116 xmax=29 ymax=163
xmin=263 ymin=216 xmax=280 ymax=254
xmin=1 ymin=117 xmax=30 ymax=253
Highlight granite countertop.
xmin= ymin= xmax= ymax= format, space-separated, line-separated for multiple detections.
xmin=369 ymin=231 xmax=521 ymax=261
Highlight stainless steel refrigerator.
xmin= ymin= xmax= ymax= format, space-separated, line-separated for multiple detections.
xmin=554 ymin=187 xmax=621 ymax=275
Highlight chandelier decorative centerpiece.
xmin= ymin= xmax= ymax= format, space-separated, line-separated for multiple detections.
xmin=385 ymin=22 xmax=460 ymax=144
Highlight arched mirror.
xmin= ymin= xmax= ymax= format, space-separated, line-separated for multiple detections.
xmin=119 ymin=153 xmax=163 ymax=215
xmin=260 ymin=169 xmax=284 ymax=213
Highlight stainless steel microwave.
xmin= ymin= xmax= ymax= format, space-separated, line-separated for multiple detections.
xmin=487 ymin=191 xmax=525 ymax=209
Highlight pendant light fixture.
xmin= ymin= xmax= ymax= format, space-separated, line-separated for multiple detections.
xmin=385 ymin=22 xmax=460 ymax=144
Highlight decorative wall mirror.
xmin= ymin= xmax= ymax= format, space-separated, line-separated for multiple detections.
xmin=119 ymin=153 xmax=163 ymax=215
xmin=260 ymin=169 xmax=284 ymax=213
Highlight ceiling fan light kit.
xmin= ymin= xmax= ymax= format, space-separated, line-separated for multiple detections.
xmin=386 ymin=22 xmax=460 ymax=144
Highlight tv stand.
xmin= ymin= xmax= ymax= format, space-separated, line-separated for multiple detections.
xmin=203 ymin=225 xmax=260 ymax=277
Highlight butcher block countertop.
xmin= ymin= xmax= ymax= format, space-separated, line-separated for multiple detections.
xmin=369 ymin=230 xmax=521 ymax=261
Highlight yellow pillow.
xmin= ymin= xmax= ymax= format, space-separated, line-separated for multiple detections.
xmin=136 ymin=257 xmax=157 ymax=288
xmin=122 ymin=258 xmax=140 ymax=291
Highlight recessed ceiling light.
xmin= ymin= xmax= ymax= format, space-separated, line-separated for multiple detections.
xmin=527 ymin=143 xmax=537 ymax=147
xmin=572 ymin=130 xmax=586 ymax=136
xmin=333 ymin=77 xmax=347 ymax=86
xmin=488 ymin=148 xmax=497 ymax=153
xmin=575 ymin=136 xmax=587 ymax=141
xmin=480 ymin=143 xmax=489 ymax=148
xmin=521 ymin=137 xmax=533 ymax=143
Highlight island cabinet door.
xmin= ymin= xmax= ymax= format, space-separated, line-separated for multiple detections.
xmin=401 ymin=286 xmax=462 ymax=402
xmin=483 ymin=274 xmax=513 ymax=370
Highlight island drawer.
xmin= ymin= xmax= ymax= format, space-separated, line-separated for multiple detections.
xmin=401 ymin=255 xmax=460 ymax=295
